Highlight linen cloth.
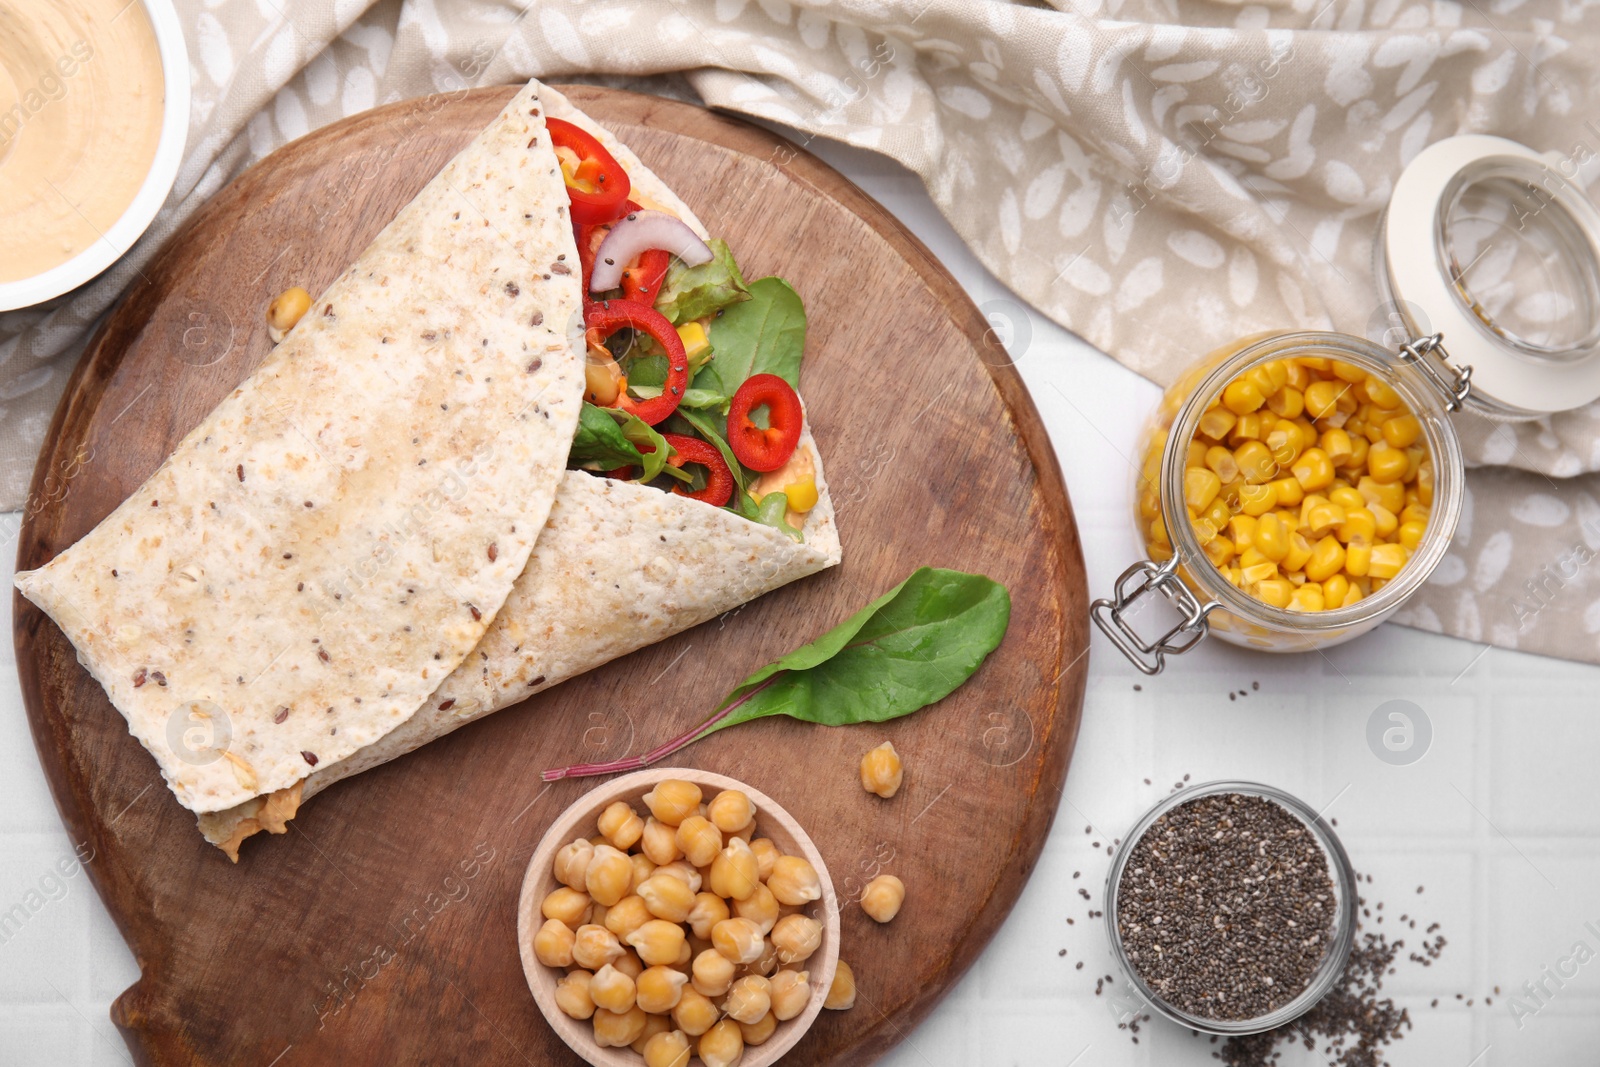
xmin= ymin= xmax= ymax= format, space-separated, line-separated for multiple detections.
xmin=4 ymin=0 xmax=1600 ymax=659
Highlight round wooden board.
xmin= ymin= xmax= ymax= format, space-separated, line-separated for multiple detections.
xmin=13 ymin=85 xmax=1088 ymax=1066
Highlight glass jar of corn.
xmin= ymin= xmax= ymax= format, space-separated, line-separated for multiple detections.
xmin=1093 ymin=134 xmax=1600 ymax=673
xmin=1095 ymin=331 xmax=1466 ymax=670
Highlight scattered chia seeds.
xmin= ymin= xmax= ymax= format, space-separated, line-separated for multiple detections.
xmin=1116 ymin=792 xmax=1336 ymax=1022
xmin=1216 ymin=923 xmax=1414 ymax=1067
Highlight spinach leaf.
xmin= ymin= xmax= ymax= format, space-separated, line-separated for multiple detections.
xmin=656 ymin=239 xmax=750 ymax=325
xmin=540 ymin=569 xmax=1011 ymax=781
xmin=704 ymin=568 xmax=1010 ymax=735
xmin=569 ymin=403 xmax=674 ymax=483
xmin=569 ymin=403 xmax=643 ymax=470
xmin=707 ymin=277 xmax=805 ymax=392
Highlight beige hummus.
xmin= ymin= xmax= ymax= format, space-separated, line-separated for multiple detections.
xmin=0 ymin=0 xmax=165 ymax=283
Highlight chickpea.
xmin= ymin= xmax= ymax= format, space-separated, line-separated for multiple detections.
xmin=643 ymin=779 xmax=702 ymax=826
xmin=593 ymin=1005 xmax=648 ymax=1048
xmin=767 ymin=855 xmax=822 ymax=906
xmin=553 ymin=838 xmax=594 ymax=892
xmin=768 ymin=968 xmax=811 ymax=1021
xmin=698 ymin=1018 xmax=744 ymax=1067
xmin=541 ymin=886 xmax=591 ymax=929
xmin=691 ymin=947 xmax=736 ymax=997
xmin=771 ymin=913 xmax=823 ymax=963
xmin=555 ymin=968 xmax=595 ymax=1020
xmin=859 ymin=741 xmax=904 ymax=798
xmin=860 ymin=874 xmax=905 ymax=923
xmin=266 ymin=286 xmax=311 ymax=343
xmin=533 ymin=917 xmax=576 ymax=968
xmin=706 ymin=789 xmax=756 ymax=833
xmin=598 ymin=800 xmax=645 ymax=851
xmin=723 ymin=975 xmax=772 ymax=1025
xmin=739 ymin=1010 xmax=778 ymax=1046
xmin=642 ymin=1028 xmax=692 ymax=1067
xmin=824 ymin=959 xmax=857 ymax=1010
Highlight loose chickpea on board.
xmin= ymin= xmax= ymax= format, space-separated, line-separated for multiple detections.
xmin=859 ymin=742 xmax=904 ymax=798
xmin=860 ymin=875 xmax=905 ymax=923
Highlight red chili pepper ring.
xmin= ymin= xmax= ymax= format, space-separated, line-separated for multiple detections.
xmin=727 ymin=374 xmax=803 ymax=472
xmin=662 ymin=433 xmax=733 ymax=507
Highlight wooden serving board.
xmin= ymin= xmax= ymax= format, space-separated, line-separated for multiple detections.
xmin=13 ymin=85 xmax=1087 ymax=1065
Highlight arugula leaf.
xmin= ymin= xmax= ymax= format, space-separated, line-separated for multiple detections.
xmin=569 ymin=403 xmax=643 ymax=470
xmin=656 ymin=239 xmax=750 ymax=325
xmin=615 ymin=409 xmax=673 ymax=484
xmin=752 ymin=492 xmax=802 ymax=542
xmin=539 ymin=569 xmax=1011 ymax=782
xmin=707 ymin=277 xmax=806 ymax=393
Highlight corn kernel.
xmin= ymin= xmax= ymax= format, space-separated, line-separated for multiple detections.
xmin=1366 ymin=441 xmax=1408 ymax=481
xmin=1185 ymin=467 xmax=1222 ymax=511
xmin=1304 ymin=535 xmax=1346 ymax=582
xmin=1369 ymin=543 xmax=1408 ymax=579
xmin=1186 ymin=438 xmax=1209 ymax=469
xmin=534 ymin=917 xmax=576 ymax=967
xmin=1228 ymin=514 xmax=1258 ymax=551
xmin=1223 ymin=378 xmax=1266 ymax=414
xmin=643 ymin=780 xmax=703 ymax=826
xmin=699 ymin=1018 xmax=745 ymax=1067
xmin=1328 ymin=486 xmax=1364 ymax=511
xmin=1267 ymin=385 xmax=1304 ymax=419
xmin=1198 ymin=406 xmax=1237 ymax=440
xmin=1265 ymin=420 xmax=1303 ymax=467
xmin=556 ymin=969 xmax=596 ymax=1020
xmin=627 ymin=920 xmax=687 ymax=967
xmin=643 ymin=1028 xmax=692 ymax=1067
xmin=1238 ymin=482 xmax=1277 ymax=517
xmin=1397 ymin=522 xmax=1425 ymax=551
xmin=1291 ymin=584 xmax=1326 ymax=612
xmin=1204 ymin=445 xmax=1240 ymax=483
xmin=1254 ymin=578 xmax=1293 ymax=608
xmin=1247 ymin=364 xmax=1279 ymax=396
xmin=1234 ymin=440 xmax=1277 ymax=484
xmin=1253 ymin=513 xmax=1290 ymax=562
xmin=1323 ymin=574 xmax=1350 ymax=605
xmin=1291 ymin=447 xmax=1334 ymax=491
xmin=1304 ymin=501 xmax=1346 ymax=538
xmin=1345 ymin=541 xmax=1372 ymax=577
xmin=635 ymin=965 xmax=690 ymax=1014
xmin=1337 ymin=507 xmax=1377 ymax=545
xmin=1269 ymin=476 xmax=1303 ymax=507
xmin=1304 ymin=380 xmax=1344 ymax=419
xmin=594 ymin=1004 xmax=648 ymax=1048
xmin=1229 ymin=412 xmax=1265 ymax=444
xmin=1383 ymin=413 xmax=1421 ymax=448
xmin=1202 ymin=533 xmax=1236 ymax=568
xmin=825 ymin=960 xmax=857 ymax=1010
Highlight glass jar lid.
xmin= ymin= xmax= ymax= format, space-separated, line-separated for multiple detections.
xmin=1382 ymin=134 xmax=1600 ymax=416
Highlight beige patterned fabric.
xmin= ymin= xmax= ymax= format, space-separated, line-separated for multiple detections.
xmin=5 ymin=0 xmax=1600 ymax=658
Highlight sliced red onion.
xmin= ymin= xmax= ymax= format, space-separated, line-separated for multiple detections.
xmin=589 ymin=210 xmax=713 ymax=293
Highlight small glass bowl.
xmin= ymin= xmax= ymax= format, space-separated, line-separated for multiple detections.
xmin=1102 ymin=780 xmax=1358 ymax=1036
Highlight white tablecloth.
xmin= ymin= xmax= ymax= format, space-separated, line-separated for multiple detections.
xmin=3 ymin=132 xmax=1597 ymax=1067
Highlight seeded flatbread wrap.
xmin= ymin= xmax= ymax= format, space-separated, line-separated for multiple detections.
xmin=15 ymin=81 xmax=585 ymax=814
xmin=197 ymin=85 xmax=843 ymax=859
xmin=201 ymin=441 xmax=839 ymax=858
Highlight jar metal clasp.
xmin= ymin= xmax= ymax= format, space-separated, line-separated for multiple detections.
xmin=1397 ymin=333 xmax=1473 ymax=412
xmin=1090 ymin=556 xmax=1221 ymax=675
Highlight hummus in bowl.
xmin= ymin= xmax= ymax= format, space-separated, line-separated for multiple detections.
xmin=0 ymin=0 xmax=189 ymax=310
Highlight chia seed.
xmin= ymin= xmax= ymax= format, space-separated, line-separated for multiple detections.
xmin=1116 ymin=792 xmax=1336 ymax=1022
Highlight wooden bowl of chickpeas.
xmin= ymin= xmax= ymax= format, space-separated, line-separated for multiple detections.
xmin=517 ymin=768 xmax=842 ymax=1067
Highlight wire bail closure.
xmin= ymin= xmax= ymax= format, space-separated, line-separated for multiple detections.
xmin=1090 ymin=556 xmax=1221 ymax=675
xmin=1398 ymin=333 xmax=1472 ymax=412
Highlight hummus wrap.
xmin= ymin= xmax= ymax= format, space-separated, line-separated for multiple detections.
xmin=200 ymin=85 xmax=843 ymax=859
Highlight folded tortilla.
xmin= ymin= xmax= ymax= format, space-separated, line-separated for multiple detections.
xmin=15 ymin=81 xmax=586 ymax=814
xmin=197 ymin=85 xmax=843 ymax=859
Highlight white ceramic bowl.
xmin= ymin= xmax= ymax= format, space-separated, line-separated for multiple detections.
xmin=0 ymin=0 xmax=191 ymax=312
